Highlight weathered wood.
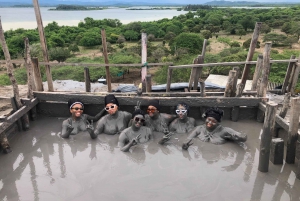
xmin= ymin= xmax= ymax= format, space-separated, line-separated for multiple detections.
xmin=281 ymin=55 xmax=296 ymax=94
xmin=231 ymin=67 xmax=240 ymax=122
xmin=193 ymin=56 xmax=203 ymax=90
xmin=231 ymin=106 xmax=239 ymax=122
xmin=287 ymin=64 xmax=296 ymax=93
xmin=32 ymin=0 xmax=54 ymax=91
xmin=201 ymin=39 xmax=208 ymax=58
xmin=286 ymin=97 xmax=300 ymax=164
xmin=188 ymin=58 xmax=198 ymax=91
xmin=289 ymin=60 xmax=300 ymax=96
xmin=24 ymin=37 xmax=36 ymax=96
xmin=279 ymin=92 xmax=291 ymax=118
xmin=166 ymin=68 xmax=172 ymax=92
xmin=224 ymin=70 xmax=237 ymax=97
xmin=141 ymin=33 xmax=147 ymax=82
xmin=0 ymin=98 xmax=39 ymax=134
xmin=232 ymin=67 xmax=240 ymax=97
xmin=251 ymin=54 xmax=263 ymax=91
xmin=270 ymin=138 xmax=284 ymax=165
xmin=145 ymin=75 xmax=152 ymax=93
xmin=84 ymin=67 xmax=91 ymax=92
xmin=31 ymin=57 xmax=44 ymax=91
xmin=33 ymin=92 xmax=265 ymax=107
xmin=258 ymin=101 xmax=277 ymax=172
xmin=200 ymin=81 xmax=206 ymax=97
xmin=101 ymin=29 xmax=112 ymax=92
xmin=258 ymin=43 xmax=272 ymax=98
xmin=237 ymin=22 xmax=262 ymax=97
xmin=10 ymin=97 xmax=22 ymax=131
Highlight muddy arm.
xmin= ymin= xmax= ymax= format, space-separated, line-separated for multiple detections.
xmin=61 ymin=118 xmax=74 ymax=138
xmin=94 ymin=117 xmax=105 ymax=135
xmin=182 ymin=126 xmax=201 ymax=150
xmin=86 ymin=108 xmax=106 ymax=122
xmin=187 ymin=117 xmax=196 ymax=132
xmin=86 ymin=120 xmax=97 ymax=139
xmin=222 ymin=127 xmax=247 ymax=142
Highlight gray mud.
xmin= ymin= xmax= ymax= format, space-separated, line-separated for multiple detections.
xmin=1 ymin=117 xmax=300 ymax=201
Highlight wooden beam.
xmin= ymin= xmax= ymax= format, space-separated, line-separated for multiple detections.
xmin=289 ymin=60 xmax=300 ymax=96
xmin=101 ymin=29 xmax=112 ymax=92
xmin=224 ymin=70 xmax=237 ymax=97
xmin=141 ymin=33 xmax=147 ymax=82
xmin=258 ymin=42 xmax=272 ymax=98
xmin=31 ymin=57 xmax=44 ymax=91
xmin=0 ymin=98 xmax=39 ymax=134
xmin=251 ymin=54 xmax=263 ymax=91
xmin=166 ymin=68 xmax=172 ymax=92
xmin=84 ymin=67 xmax=91 ymax=92
xmin=281 ymin=55 xmax=296 ymax=94
xmin=145 ymin=75 xmax=152 ymax=93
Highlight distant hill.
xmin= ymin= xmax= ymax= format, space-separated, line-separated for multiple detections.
xmin=204 ymin=1 xmax=259 ymax=6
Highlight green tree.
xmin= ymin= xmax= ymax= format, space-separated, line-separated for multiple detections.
xmin=263 ymin=33 xmax=287 ymax=46
xmin=49 ymin=47 xmax=71 ymax=62
xmin=201 ymin=30 xmax=212 ymax=39
xmin=124 ymin=30 xmax=139 ymax=41
xmin=170 ymin=33 xmax=204 ymax=54
xmin=79 ymin=31 xmax=102 ymax=47
xmin=49 ymin=34 xmax=65 ymax=47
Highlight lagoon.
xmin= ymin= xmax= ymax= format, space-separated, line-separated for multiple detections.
xmin=0 ymin=7 xmax=187 ymax=30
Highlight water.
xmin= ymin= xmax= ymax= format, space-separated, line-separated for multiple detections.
xmin=0 ymin=7 xmax=187 ymax=30
xmin=1 ymin=116 xmax=300 ymax=200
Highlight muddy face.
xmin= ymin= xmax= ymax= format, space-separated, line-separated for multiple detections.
xmin=132 ymin=114 xmax=145 ymax=129
xmin=105 ymin=103 xmax=118 ymax=115
xmin=70 ymin=103 xmax=83 ymax=118
xmin=205 ymin=117 xmax=218 ymax=131
xmin=176 ymin=104 xmax=187 ymax=120
xmin=147 ymin=106 xmax=159 ymax=118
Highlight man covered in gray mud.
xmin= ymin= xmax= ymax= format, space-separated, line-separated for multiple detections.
xmin=94 ymin=94 xmax=132 ymax=135
xmin=0 ymin=132 xmax=12 ymax=153
xmin=118 ymin=109 xmax=152 ymax=152
xmin=144 ymin=99 xmax=176 ymax=133
xmin=182 ymin=107 xmax=247 ymax=150
xmin=61 ymin=98 xmax=105 ymax=139
xmin=169 ymin=102 xmax=196 ymax=134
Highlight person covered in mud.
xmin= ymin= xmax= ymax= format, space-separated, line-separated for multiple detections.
xmin=182 ymin=107 xmax=247 ymax=149
xmin=144 ymin=99 xmax=176 ymax=133
xmin=169 ymin=102 xmax=196 ymax=134
xmin=118 ymin=109 xmax=152 ymax=152
xmin=61 ymin=98 xmax=105 ymax=139
xmin=94 ymin=94 xmax=132 ymax=135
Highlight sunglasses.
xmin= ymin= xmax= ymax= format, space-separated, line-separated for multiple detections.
xmin=105 ymin=104 xmax=116 ymax=111
xmin=72 ymin=107 xmax=83 ymax=111
xmin=134 ymin=117 xmax=145 ymax=123
xmin=147 ymin=108 xmax=157 ymax=113
xmin=176 ymin=109 xmax=187 ymax=114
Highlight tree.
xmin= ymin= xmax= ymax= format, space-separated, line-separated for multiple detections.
xmin=49 ymin=34 xmax=65 ymax=47
xmin=170 ymin=33 xmax=204 ymax=54
xmin=148 ymin=34 xmax=155 ymax=41
xmin=117 ymin=35 xmax=126 ymax=44
xmin=164 ymin=32 xmax=176 ymax=41
xmin=290 ymin=21 xmax=300 ymax=39
xmin=68 ymin=43 xmax=80 ymax=52
xmin=284 ymin=36 xmax=298 ymax=48
xmin=79 ymin=31 xmax=101 ymax=47
xmin=261 ymin=23 xmax=271 ymax=34
xmin=243 ymin=38 xmax=260 ymax=49
xmin=201 ymin=30 xmax=212 ymax=39
xmin=124 ymin=30 xmax=139 ymax=41
xmin=263 ymin=33 xmax=287 ymax=46
xmin=166 ymin=24 xmax=181 ymax=35
xmin=49 ymin=47 xmax=71 ymax=62
xmin=152 ymin=48 xmax=165 ymax=62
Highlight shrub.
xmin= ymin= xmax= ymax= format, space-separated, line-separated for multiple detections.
xmin=49 ymin=47 xmax=71 ymax=62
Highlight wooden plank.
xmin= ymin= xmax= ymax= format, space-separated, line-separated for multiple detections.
xmin=251 ymin=54 xmax=263 ymax=91
xmin=101 ymin=29 xmax=112 ymax=92
xmin=279 ymin=92 xmax=291 ymax=118
xmin=10 ymin=97 xmax=22 ymax=131
xmin=145 ymin=75 xmax=152 ymax=93
xmin=286 ymin=97 xmax=300 ymax=164
xmin=224 ymin=70 xmax=237 ymax=97
xmin=281 ymin=55 xmax=296 ymax=94
xmin=31 ymin=58 xmax=44 ymax=91
xmin=24 ymin=37 xmax=36 ymax=95
xmin=33 ymin=92 xmax=265 ymax=107
xmin=84 ymin=67 xmax=91 ymax=92
xmin=32 ymin=0 xmax=54 ymax=91
xmin=188 ymin=58 xmax=198 ymax=91
xmin=193 ymin=56 xmax=203 ymax=90
xmin=258 ymin=101 xmax=277 ymax=172
xmin=289 ymin=60 xmax=300 ymax=96
xmin=141 ymin=33 xmax=147 ymax=82
xmin=166 ymin=68 xmax=172 ymax=92
xmin=0 ymin=98 xmax=39 ymax=134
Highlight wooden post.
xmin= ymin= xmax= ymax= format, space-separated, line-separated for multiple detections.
xmin=258 ymin=101 xmax=277 ymax=172
xmin=200 ymin=81 xmax=206 ymax=97
xmin=224 ymin=70 xmax=237 ymax=97
xmin=166 ymin=67 xmax=173 ymax=92
xmin=232 ymin=66 xmax=240 ymax=96
xmin=231 ymin=67 xmax=240 ymax=120
xmin=32 ymin=0 xmax=54 ymax=91
xmin=141 ymin=33 xmax=147 ymax=83
xmin=84 ymin=67 xmax=91 ymax=92
xmin=279 ymin=92 xmax=291 ymax=118
xmin=236 ymin=22 xmax=262 ymax=97
xmin=201 ymin=39 xmax=208 ymax=57
xmin=270 ymin=138 xmax=284 ymax=165
xmin=101 ymin=29 xmax=112 ymax=92
xmin=145 ymin=75 xmax=152 ymax=93
xmin=31 ymin=57 xmax=44 ymax=91
xmin=0 ymin=17 xmax=30 ymax=130
xmin=258 ymin=42 xmax=272 ymax=98
xmin=251 ymin=54 xmax=263 ymax=91
xmin=281 ymin=55 xmax=296 ymax=94
xmin=10 ymin=97 xmax=22 ymax=131
xmin=24 ymin=37 xmax=37 ymax=120
xmin=188 ymin=58 xmax=198 ymax=91
xmin=193 ymin=55 xmax=204 ymax=91
xmin=289 ymin=59 xmax=300 ymax=96
xmin=286 ymin=97 xmax=300 ymax=164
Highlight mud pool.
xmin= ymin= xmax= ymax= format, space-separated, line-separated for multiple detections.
xmin=1 ymin=117 xmax=300 ymax=201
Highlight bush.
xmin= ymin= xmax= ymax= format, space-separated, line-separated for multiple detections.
xmin=49 ymin=47 xmax=71 ymax=62
xmin=170 ymin=33 xmax=204 ymax=54
xmin=68 ymin=43 xmax=80 ymax=52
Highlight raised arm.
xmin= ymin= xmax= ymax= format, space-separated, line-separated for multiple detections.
xmin=118 ymin=130 xmax=140 ymax=152
xmin=222 ymin=127 xmax=247 ymax=142
xmin=86 ymin=120 xmax=97 ymax=139
xmin=86 ymin=108 xmax=106 ymax=122
xmin=182 ymin=126 xmax=202 ymax=150
xmin=162 ymin=113 xmax=177 ymax=125
xmin=94 ymin=116 xmax=106 ymax=135
xmin=61 ymin=118 xmax=74 ymax=138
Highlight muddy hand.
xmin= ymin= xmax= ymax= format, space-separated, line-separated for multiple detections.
xmin=86 ymin=120 xmax=94 ymax=130
xmin=182 ymin=139 xmax=193 ymax=150
xmin=67 ymin=119 xmax=74 ymax=131
xmin=131 ymin=134 xmax=141 ymax=146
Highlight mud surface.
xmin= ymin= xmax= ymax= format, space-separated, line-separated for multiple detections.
xmin=1 ymin=117 xmax=300 ymax=201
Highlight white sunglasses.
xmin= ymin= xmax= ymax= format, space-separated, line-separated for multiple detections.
xmin=176 ymin=109 xmax=187 ymax=114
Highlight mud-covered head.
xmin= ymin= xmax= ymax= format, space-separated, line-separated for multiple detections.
xmin=105 ymin=94 xmax=119 ymax=115
xmin=203 ymin=107 xmax=224 ymax=122
xmin=176 ymin=102 xmax=189 ymax=120
xmin=68 ymin=98 xmax=84 ymax=118
xmin=132 ymin=109 xmax=145 ymax=128
xmin=147 ymin=99 xmax=160 ymax=118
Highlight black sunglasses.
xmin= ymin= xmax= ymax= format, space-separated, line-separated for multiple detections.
xmin=72 ymin=107 xmax=83 ymax=111
xmin=134 ymin=117 xmax=145 ymax=123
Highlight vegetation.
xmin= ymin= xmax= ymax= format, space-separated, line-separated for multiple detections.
xmin=49 ymin=5 xmax=104 ymax=11
xmin=1 ymin=6 xmax=300 ymax=91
